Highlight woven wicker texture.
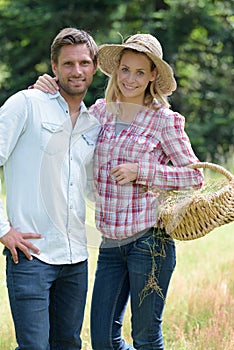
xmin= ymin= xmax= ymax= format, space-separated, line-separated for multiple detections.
xmin=157 ymin=162 xmax=234 ymax=240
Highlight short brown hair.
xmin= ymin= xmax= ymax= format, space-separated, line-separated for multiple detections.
xmin=51 ymin=28 xmax=98 ymax=65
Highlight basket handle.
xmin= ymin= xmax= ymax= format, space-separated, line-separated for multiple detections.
xmin=187 ymin=162 xmax=234 ymax=181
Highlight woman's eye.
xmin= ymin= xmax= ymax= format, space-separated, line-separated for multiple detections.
xmin=122 ymin=67 xmax=129 ymax=73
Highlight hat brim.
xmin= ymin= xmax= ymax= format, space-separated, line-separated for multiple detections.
xmin=98 ymin=43 xmax=177 ymax=96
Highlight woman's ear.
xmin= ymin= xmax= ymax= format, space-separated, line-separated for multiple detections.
xmin=150 ymin=67 xmax=158 ymax=82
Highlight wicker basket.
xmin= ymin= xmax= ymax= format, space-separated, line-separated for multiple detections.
xmin=157 ymin=162 xmax=234 ymax=240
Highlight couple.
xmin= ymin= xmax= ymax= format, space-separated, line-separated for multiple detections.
xmin=0 ymin=27 xmax=203 ymax=349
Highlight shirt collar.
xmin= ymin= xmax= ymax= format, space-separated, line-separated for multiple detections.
xmin=48 ymin=92 xmax=89 ymax=117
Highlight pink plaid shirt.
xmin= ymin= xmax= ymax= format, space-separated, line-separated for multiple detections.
xmin=89 ymin=99 xmax=204 ymax=239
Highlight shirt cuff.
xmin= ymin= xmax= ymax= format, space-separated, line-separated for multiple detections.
xmin=136 ymin=161 xmax=152 ymax=185
xmin=0 ymin=200 xmax=10 ymax=238
xmin=0 ymin=220 xmax=10 ymax=238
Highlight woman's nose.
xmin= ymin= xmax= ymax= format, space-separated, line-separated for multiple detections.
xmin=126 ymin=72 xmax=136 ymax=82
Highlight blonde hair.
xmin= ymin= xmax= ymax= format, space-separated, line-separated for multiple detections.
xmin=105 ymin=49 xmax=170 ymax=109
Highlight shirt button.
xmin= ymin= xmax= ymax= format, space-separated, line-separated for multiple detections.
xmin=70 ymin=182 xmax=73 ymax=186
xmin=70 ymin=205 xmax=73 ymax=209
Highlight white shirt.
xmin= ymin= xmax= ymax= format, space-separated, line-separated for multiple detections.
xmin=0 ymin=89 xmax=100 ymax=264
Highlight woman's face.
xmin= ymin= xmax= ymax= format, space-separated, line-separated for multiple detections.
xmin=117 ymin=50 xmax=157 ymax=104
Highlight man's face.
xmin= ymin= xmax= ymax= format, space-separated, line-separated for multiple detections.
xmin=51 ymin=44 xmax=97 ymax=98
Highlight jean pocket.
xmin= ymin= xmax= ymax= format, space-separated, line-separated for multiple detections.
xmin=133 ymin=230 xmax=156 ymax=254
xmin=134 ymin=229 xmax=175 ymax=256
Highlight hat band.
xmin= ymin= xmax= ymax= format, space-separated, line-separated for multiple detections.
xmin=126 ymin=39 xmax=162 ymax=58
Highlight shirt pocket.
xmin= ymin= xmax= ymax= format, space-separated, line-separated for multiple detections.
xmin=75 ymin=126 xmax=100 ymax=163
xmin=82 ymin=133 xmax=96 ymax=146
xmin=126 ymin=133 xmax=160 ymax=160
xmin=70 ymin=131 xmax=96 ymax=165
xmin=80 ymin=133 xmax=96 ymax=162
xmin=40 ymin=122 xmax=65 ymax=155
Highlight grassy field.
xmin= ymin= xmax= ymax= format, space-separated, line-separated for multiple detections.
xmin=0 ymin=222 xmax=233 ymax=350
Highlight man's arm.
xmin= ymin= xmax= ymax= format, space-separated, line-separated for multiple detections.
xmin=0 ymin=186 xmax=42 ymax=264
xmin=0 ymin=92 xmax=42 ymax=263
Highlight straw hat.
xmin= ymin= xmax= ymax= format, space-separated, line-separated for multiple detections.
xmin=98 ymin=33 xmax=177 ymax=96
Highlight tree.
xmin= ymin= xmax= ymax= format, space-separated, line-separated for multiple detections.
xmin=159 ymin=0 xmax=234 ymax=161
xmin=0 ymin=0 xmax=233 ymax=162
xmin=0 ymin=0 xmax=128 ymax=103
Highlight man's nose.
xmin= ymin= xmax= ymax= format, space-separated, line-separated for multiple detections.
xmin=73 ymin=63 xmax=82 ymax=74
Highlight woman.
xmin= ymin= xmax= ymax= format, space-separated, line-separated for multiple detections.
xmin=34 ymin=33 xmax=204 ymax=350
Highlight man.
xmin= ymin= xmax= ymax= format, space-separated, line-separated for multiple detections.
xmin=0 ymin=28 xmax=100 ymax=350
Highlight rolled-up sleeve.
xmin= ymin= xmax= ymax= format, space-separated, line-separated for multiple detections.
xmin=0 ymin=92 xmax=29 ymax=237
xmin=136 ymin=111 xmax=204 ymax=190
xmin=0 ymin=92 xmax=28 ymax=165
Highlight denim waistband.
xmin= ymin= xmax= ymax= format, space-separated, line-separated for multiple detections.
xmin=100 ymin=227 xmax=158 ymax=248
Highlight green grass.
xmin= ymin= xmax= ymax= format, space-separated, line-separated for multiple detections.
xmin=1 ymin=222 xmax=234 ymax=350
xmin=162 ymin=224 xmax=234 ymax=350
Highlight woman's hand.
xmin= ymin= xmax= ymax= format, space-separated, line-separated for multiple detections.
xmin=34 ymin=74 xmax=59 ymax=94
xmin=110 ymin=163 xmax=138 ymax=184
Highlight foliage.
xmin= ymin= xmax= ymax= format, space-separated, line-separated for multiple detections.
xmin=0 ymin=0 xmax=233 ymax=162
xmin=162 ymin=0 xmax=234 ymax=162
xmin=0 ymin=0 xmax=125 ymax=103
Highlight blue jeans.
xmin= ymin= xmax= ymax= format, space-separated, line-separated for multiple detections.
xmin=90 ymin=228 xmax=176 ymax=350
xmin=4 ymin=249 xmax=88 ymax=350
